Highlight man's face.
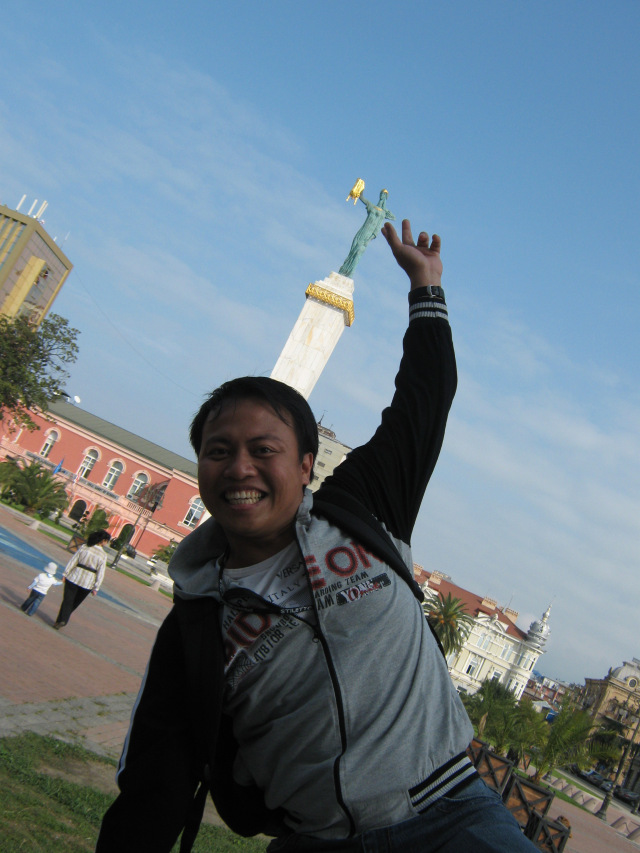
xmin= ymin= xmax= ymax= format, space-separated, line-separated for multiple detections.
xmin=198 ymin=398 xmax=313 ymax=565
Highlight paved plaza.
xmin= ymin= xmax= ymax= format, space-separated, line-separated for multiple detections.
xmin=1 ymin=504 xmax=638 ymax=851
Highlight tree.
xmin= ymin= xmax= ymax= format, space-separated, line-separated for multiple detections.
xmin=74 ymin=507 xmax=110 ymax=539
xmin=152 ymin=540 xmax=178 ymax=563
xmin=505 ymin=699 xmax=550 ymax=766
xmin=0 ymin=458 xmax=69 ymax=517
xmin=529 ymin=707 xmax=620 ymax=783
xmin=423 ymin=592 xmax=475 ymax=657
xmin=461 ymin=678 xmax=518 ymax=740
xmin=0 ymin=312 xmax=80 ymax=430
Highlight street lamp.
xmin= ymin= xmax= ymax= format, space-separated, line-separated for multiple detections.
xmin=110 ymin=480 xmax=168 ymax=568
xmin=596 ymin=704 xmax=640 ymax=821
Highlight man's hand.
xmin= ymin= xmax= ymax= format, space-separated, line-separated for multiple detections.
xmin=381 ymin=219 xmax=443 ymax=291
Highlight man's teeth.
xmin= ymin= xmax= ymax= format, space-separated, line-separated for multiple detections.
xmin=226 ymin=491 xmax=263 ymax=505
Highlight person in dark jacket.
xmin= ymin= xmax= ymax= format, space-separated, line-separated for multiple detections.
xmin=97 ymin=220 xmax=536 ymax=852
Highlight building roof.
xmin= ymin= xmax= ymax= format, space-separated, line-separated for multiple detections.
xmin=414 ymin=567 xmax=529 ymax=641
xmin=48 ymin=398 xmax=197 ymax=478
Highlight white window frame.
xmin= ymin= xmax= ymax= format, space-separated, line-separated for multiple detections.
xmin=465 ymin=657 xmax=480 ymax=677
xmin=183 ymin=497 xmax=205 ymax=529
xmin=127 ymin=472 xmax=149 ymax=499
xmin=78 ymin=449 xmax=99 ymax=479
xmin=103 ymin=461 xmax=124 ymax=491
xmin=40 ymin=430 xmax=59 ymax=459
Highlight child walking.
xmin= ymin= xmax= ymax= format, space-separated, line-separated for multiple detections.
xmin=20 ymin=562 xmax=61 ymax=616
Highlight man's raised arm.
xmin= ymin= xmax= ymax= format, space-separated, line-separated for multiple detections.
xmin=319 ymin=218 xmax=456 ymax=546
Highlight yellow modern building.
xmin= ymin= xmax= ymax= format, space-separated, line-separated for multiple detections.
xmin=0 ymin=201 xmax=72 ymax=323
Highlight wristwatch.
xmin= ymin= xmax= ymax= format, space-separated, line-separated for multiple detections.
xmin=425 ymin=285 xmax=445 ymax=300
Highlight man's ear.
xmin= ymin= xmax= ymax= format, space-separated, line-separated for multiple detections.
xmin=301 ymin=452 xmax=314 ymax=486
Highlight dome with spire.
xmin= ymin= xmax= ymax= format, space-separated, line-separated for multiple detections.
xmin=527 ymin=605 xmax=552 ymax=650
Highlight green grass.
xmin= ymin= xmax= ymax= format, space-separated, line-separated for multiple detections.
xmin=0 ymin=733 xmax=269 ymax=852
xmin=112 ymin=565 xmax=174 ymax=597
xmin=112 ymin=566 xmax=149 ymax=585
xmin=38 ymin=527 xmax=71 ymax=545
xmin=534 ymin=771 xmax=595 ymax=812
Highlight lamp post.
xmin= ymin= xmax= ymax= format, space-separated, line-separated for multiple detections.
xmin=596 ymin=705 xmax=640 ymax=821
xmin=110 ymin=480 xmax=168 ymax=568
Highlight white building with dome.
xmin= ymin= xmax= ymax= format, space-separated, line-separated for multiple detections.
xmin=414 ymin=567 xmax=551 ymax=701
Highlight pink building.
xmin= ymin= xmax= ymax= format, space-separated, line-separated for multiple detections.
xmin=0 ymin=398 xmax=204 ymax=557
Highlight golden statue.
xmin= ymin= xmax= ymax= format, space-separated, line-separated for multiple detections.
xmin=346 ymin=178 xmax=365 ymax=205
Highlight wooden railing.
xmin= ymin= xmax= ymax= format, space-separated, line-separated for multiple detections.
xmin=468 ymin=739 xmax=570 ymax=852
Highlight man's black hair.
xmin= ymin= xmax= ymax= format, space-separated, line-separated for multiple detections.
xmin=190 ymin=377 xmax=319 ymax=479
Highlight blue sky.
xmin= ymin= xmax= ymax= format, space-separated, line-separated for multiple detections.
xmin=1 ymin=1 xmax=639 ymax=684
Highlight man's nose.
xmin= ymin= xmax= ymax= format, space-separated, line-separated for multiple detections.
xmin=224 ymin=449 xmax=256 ymax=478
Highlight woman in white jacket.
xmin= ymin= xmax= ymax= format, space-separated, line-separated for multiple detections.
xmin=54 ymin=529 xmax=110 ymax=629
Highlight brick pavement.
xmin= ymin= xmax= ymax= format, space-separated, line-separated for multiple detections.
xmin=0 ymin=505 xmax=171 ymax=756
xmin=1 ymin=506 xmax=639 ymax=850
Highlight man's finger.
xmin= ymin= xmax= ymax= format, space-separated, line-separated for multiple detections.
xmin=401 ymin=219 xmax=415 ymax=245
xmin=381 ymin=222 xmax=400 ymax=247
xmin=430 ymin=234 xmax=441 ymax=253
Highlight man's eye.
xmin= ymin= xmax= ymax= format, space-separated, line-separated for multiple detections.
xmin=255 ymin=446 xmax=275 ymax=455
xmin=206 ymin=448 xmax=228 ymax=459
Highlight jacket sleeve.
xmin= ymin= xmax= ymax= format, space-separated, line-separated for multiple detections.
xmin=96 ymin=608 xmax=200 ymax=852
xmin=319 ymin=290 xmax=456 ymax=546
xmin=93 ymin=552 xmax=107 ymax=592
xmin=63 ymin=548 xmax=80 ymax=579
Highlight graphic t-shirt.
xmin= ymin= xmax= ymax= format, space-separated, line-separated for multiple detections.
xmin=218 ymin=541 xmax=315 ymax=682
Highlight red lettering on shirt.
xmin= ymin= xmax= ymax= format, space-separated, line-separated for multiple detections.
xmin=325 ymin=546 xmax=358 ymax=577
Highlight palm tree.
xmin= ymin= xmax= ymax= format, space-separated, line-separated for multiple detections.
xmin=461 ymin=678 xmax=518 ymax=740
xmin=530 ymin=707 xmax=619 ymax=783
xmin=506 ymin=699 xmax=549 ymax=766
xmin=0 ymin=458 xmax=68 ymax=517
xmin=423 ymin=592 xmax=475 ymax=657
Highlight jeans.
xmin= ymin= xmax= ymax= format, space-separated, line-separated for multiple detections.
xmin=267 ymin=778 xmax=538 ymax=853
xmin=20 ymin=590 xmax=45 ymax=616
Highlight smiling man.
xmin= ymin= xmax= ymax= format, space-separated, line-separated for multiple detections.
xmin=195 ymin=392 xmax=315 ymax=567
xmin=97 ymin=221 xmax=537 ymax=853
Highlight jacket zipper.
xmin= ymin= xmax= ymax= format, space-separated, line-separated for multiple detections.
xmin=309 ymin=620 xmax=356 ymax=837
xmin=221 ymin=549 xmax=357 ymax=837
xmin=296 ymin=535 xmax=356 ymax=839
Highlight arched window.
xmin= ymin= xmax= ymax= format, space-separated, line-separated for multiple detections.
xmin=183 ymin=497 xmax=205 ymax=529
xmin=78 ymin=449 xmax=99 ymax=479
xmin=40 ymin=430 xmax=59 ymax=459
xmin=127 ymin=472 xmax=149 ymax=499
xmin=103 ymin=461 xmax=124 ymax=491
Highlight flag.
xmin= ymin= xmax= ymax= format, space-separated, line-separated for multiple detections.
xmin=53 ymin=458 xmax=64 ymax=474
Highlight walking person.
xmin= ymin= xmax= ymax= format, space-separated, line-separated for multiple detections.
xmin=54 ymin=529 xmax=110 ymax=629
xmin=20 ymin=561 xmax=61 ymax=616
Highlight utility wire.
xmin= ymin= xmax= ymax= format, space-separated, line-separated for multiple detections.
xmin=70 ymin=269 xmax=201 ymax=398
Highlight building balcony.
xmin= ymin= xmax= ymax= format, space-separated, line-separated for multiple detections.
xmin=24 ymin=451 xmax=151 ymax=511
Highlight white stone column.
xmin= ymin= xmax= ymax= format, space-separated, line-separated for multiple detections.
xmin=270 ymin=272 xmax=354 ymax=400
